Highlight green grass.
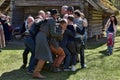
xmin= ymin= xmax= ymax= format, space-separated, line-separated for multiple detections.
xmin=0 ymin=28 xmax=120 ymax=80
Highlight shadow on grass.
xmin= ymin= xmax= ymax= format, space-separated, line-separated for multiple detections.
xmin=0 ymin=68 xmax=79 ymax=80
xmin=86 ymin=37 xmax=107 ymax=49
xmin=0 ymin=69 xmax=31 ymax=80
xmin=114 ymin=47 xmax=120 ymax=52
xmin=99 ymin=49 xmax=108 ymax=56
xmin=3 ymin=39 xmax=24 ymax=50
xmin=99 ymin=46 xmax=120 ymax=56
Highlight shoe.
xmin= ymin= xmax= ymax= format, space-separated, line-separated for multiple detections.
xmin=27 ymin=70 xmax=33 ymax=74
xmin=56 ymin=67 xmax=62 ymax=72
xmin=107 ymin=53 xmax=111 ymax=56
xmin=63 ymin=68 xmax=71 ymax=71
xmin=20 ymin=65 xmax=26 ymax=69
xmin=81 ymin=64 xmax=87 ymax=69
xmin=52 ymin=67 xmax=62 ymax=72
xmin=50 ymin=66 xmax=53 ymax=71
xmin=71 ymin=65 xmax=76 ymax=71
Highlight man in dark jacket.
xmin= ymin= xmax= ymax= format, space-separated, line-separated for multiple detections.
xmin=59 ymin=19 xmax=75 ymax=71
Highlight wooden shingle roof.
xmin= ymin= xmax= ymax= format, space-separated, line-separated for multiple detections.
xmin=86 ymin=0 xmax=119 ymax=14
xmin=96 ymin=0 xmax=119 ymax=14
xmin=86 ymin=0 xmax=101 ymax=10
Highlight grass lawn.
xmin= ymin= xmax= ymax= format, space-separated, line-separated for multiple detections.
xmin=0 ymin=27 xmax=120 ymax=80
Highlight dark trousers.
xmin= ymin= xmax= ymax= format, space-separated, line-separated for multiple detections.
xmin=75 ymin=38 xmax=85 ymax=67
xmin=62 ymin=47 xmax=71 ymax=69
xmin=67 ymin=41 xmax=77 ymax=66
xmin=23 ymin=36 xmax=36 ymax=71
xmin=79 ymin=47 xmax=85 ymax=67
xmin=22 ymin=47 xmax=29 ymax=66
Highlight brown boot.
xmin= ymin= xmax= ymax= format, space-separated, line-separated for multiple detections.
xmin=32 ymin=59 xmax=47 ymax=79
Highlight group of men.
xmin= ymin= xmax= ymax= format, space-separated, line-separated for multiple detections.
xmin=20 ymin=5 xmax=88 ymax=79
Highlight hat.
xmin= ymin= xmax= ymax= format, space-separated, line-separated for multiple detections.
xmin=50 ymin=9 xmax=59 ymax=16
xmin=67 ymin=6 xmax=74 ymax=12
xmin=74 ymin=10 xmax=81 ymax=17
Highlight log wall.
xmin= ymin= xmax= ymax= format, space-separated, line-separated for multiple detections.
xmin=87 ymin=5 xmax=103 ymax=38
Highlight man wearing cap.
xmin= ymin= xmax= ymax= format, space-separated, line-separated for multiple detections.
xmin=32 ymin=9 xmax=65 ymax=78
xmin=67 ymin=6 xmax=74 ymax=15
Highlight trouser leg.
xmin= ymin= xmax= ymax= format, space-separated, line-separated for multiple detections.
xmin=27 ymin=39 xmax=36 ymax=72
xmin=80 ymin=47 xmax=85 ymax=67
xmin=71 ymin=53 xmax=77 ymax=65
xmin=62 ymin=47 xmax=71 ymax=69
xmin=24 ymin=37 xmax=36 ymax=71
xmin=67 ymin=42 xmax=77 ymax=66
xmin=23 ymin=47 xmax=29 ymax=66
xmin=50 ymin=45 xmax=65 ymax=68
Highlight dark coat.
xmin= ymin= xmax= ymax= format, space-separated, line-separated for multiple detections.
xmin=0 ymin=18 xmax=11 ymax=41
xmin=59 ymin=29 xmax=75 ymax=47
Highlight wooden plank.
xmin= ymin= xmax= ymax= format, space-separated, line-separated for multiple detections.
xmin=92 ymin=16 xmax=102 ymax=20
xmin=12 ymin=6 xmax=24 ymax=27
xmin=89 ymin=20 xmax=102 ymax=23
xmin=92 ymin=14 xmax=102 ymax=17
xmin=92 ymin=10 xmax=102 ymax=14
xmin=92 ymin=19 xmax=102 ymax=21
xmin=14 ymin=1 xmax=81 ymax=6
xmin=90 ymin=20 xmax=102 ymax=24
xmin=92 ymin=24 xmax=102 ymax=27
xmin=92 ymin=21 xmax=102 ymax=24
xmin=92 ymin=12 xmax=102 ymax=15
xmin=4 ymin=5 xmax=10 ymax=12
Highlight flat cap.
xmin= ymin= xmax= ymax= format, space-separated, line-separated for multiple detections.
xmin=67 ymin=6 xmax=74 ymax=12
xmin=50 ymin=9 xmax=59 ymax=16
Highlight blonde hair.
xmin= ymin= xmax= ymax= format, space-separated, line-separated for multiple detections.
xmin=38 ymin=10 xmax=45 ymax=15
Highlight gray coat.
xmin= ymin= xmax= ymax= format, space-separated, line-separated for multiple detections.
xmin=48 ymin=18 xmax=62 ymax=48
xmin=35 ymin=18 xmax=57 ymax=63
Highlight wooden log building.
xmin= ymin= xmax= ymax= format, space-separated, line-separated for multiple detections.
xmin=11 ymin=0 xmax=118 ymax=39
xmin=0 ymin=0 xmax=10 ymax=14
xmin=111 ymin=0 xmax=120 ymax=10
